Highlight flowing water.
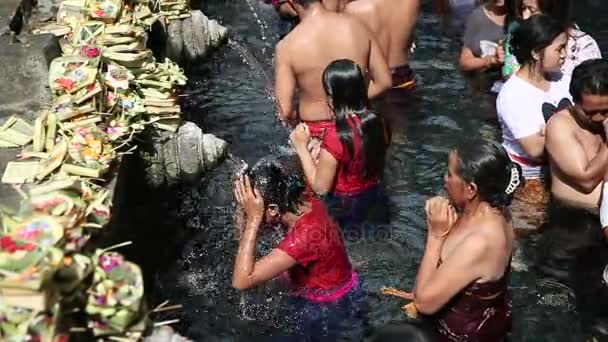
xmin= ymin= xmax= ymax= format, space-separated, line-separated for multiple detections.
xmin=139 ymin=0 xmax=608 ymax=340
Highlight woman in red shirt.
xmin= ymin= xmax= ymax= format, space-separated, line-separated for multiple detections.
xmin=232 ymin=158 xmax=368 ymax=339
xmin=291 ymin=59 xmax=389 ymax=232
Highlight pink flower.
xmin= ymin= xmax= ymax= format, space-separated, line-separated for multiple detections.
xmin=81 ymin=46 xmax=101 ymax=58
xmin=57 ymin=78 xmax=76 ymax=91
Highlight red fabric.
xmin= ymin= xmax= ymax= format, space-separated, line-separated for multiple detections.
xmin=303 ymin=120 xmax=335 ymax=138
xmin=277 ymin=199 xmax=352 ymax=291
xmin=322 ymin=116 xmax=381 ymax=194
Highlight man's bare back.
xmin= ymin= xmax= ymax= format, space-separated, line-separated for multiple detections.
xmin=546 ymin=109 xmax=605 ymax=210
xmin=345 ymin=0 xmax=420 ymax=69
xmin=274 ymin=1 xmax=390 ymax=123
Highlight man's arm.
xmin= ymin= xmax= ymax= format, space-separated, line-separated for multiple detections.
xmin=274 ymin=42 xmax=297 ymax=123
xmin=367 ymin=35 xmax=391 ymax=99
xmin=546 ymin=115 xmax=608 ymax=194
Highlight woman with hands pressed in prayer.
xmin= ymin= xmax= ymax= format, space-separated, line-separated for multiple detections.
xmin=384 ymin=139 xmax=520 ymax=341
xmin=290 ymin=59 xmax=389 ymax=232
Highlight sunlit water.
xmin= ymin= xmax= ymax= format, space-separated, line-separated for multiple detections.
xmin=139 ymin=0 xmax=608 ymax=340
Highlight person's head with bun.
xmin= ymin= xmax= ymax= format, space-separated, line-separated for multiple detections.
xmin=446 ymin=138 xmax=523 ymax=215
xmin=510 ymin=14 xmax=567 ymax=74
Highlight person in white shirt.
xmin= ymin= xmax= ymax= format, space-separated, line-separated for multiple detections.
xmin=496 ymin=14 xmax=570 ymax=204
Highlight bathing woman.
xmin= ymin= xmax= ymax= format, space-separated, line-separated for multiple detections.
xmin=291 ymin=59 xmax=389 ymax=232
xmin=412 ymin=139 xmax=518 ymax=341
xmin=232 ymin=158 xmax=368 ymax=339
xmin=496 ymin=15 xmax=570 ymax=205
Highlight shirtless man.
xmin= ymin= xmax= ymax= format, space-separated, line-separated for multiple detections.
xmin=545 ymin=59 xmax=608 ymax=240
xmin=345 ymin=0 xmax=420 ymax=92
xmin=274 ymin=0 xmax=391 ymax=136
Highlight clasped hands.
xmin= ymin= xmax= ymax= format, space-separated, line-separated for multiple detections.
xmin=425 ymin=196 xmax=458 ymax=240
xmin=290 ymin=123 xmax=322 ymax=163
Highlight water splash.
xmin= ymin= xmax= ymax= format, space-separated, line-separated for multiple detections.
xmin=227 ymin=36 xmax=282 ymax=120
xmin=242 ymin=0 xmax=271 ymax=48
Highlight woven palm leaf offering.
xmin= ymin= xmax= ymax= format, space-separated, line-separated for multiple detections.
xmin=72 ymin=20 xmax=106 ymax=47
xmin=87 ymin=0 xmax=122 ymax=23
xmin=0 ymin=303 xmax=61 ymax=342
xmin=3 ymin=214 xmax=65 ymax=248
xmin=83 ymin=186 xmax=111 ymax=227
xmin=15 ymin=191 xmax=87 ymax=233
xmin=104 ymin=90 xmax=147 ymax=140
xmin=85 ymin=249 xmax=145 ymax=337
xmin=159 ymin=0 xmax=191 ymax=19
xmin=105 ymin=64 xmax=135 ymax=90
xmin=0 ymin=234 xmax=63 ymax=291
xmin=64 ymin=125 xmax=116 ymax=179
xmin=57 ymin=0 xmax=87 ymax=27
xmin=49 ymin=57 xmax=99 ymax=95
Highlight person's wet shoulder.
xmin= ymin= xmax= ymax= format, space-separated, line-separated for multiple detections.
xmin=545 ymin=109 xmax=575 ymax=135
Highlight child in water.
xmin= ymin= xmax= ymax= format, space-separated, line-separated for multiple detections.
xmin=290 ymin=59 xmax=389 ymax=232
xmin=232 ymin=157 xmax=368 ymax=339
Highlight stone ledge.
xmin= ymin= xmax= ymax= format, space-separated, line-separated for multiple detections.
xmin=0 ymin=33 xmax=60 ymax=118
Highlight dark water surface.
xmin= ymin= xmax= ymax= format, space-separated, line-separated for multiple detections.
xmin=143 ymin=1 xmax=608 ymax=341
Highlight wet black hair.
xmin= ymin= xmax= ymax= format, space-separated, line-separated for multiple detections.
xmin=372 ymin=322 xmax=436 ymax=342
xmin=510 ymin=14 xmax=566 ymax=66
xmin=504 ymin=0 xmax=520 ymax=31
xmin=246 ymin=156 xmax=306 ymax=213
xmin=513 ymin=0 xmax=573 ymax=28
xmin=322 ymin=59 xmax=386 ymax=179
xmin=570 ymin=59 xmax=608 ymax=104
xmin=452 ymin=139 xmax=523 ymax=209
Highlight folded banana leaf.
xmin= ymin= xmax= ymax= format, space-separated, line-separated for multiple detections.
xmin=97 ymin=34 xmax=137 ymax=46
xmin=140 ymin=88 xmax=173 ymax=100
xmin=28 ymin=177 xmax=82 ymax=197
xmin=143 ymin=98 xmax=177 ymax=107
xmin=61 ymin=116 xmax=103 ymax=130
xmin=104 ymin=24 xmax=146 ymax=37
xmin=32 ymin=23 xmax=72 ymax=37
xmin=104 ymin=40 xmax=147 ymax=53
xmin=1 ymin=161 xmax=40 ymax=184
xmin=45 ymin=113 xmax=57 ymax=151
xmin=103 ymin=50 xmax=153 ymax=68
xmin=35 ymin=139 xmax=68 ymax=181
xmin=32 ymin=113 xmax=47 ymax=153
xmin=87 ymin=0 xmax=122 ymax=23
xmin=0 ymin=116 xmax=34 ymax=147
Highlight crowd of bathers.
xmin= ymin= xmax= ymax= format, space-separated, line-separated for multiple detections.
xmin=229 ymin=0 xmax=608 ymax=340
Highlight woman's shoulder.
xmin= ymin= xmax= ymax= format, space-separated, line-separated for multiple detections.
xmin=497 ymin=75 xmax=530 ymax=108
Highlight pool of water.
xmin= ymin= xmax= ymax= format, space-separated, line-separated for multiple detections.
xmin=144 ymin=0 xmax=608 ymax=340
